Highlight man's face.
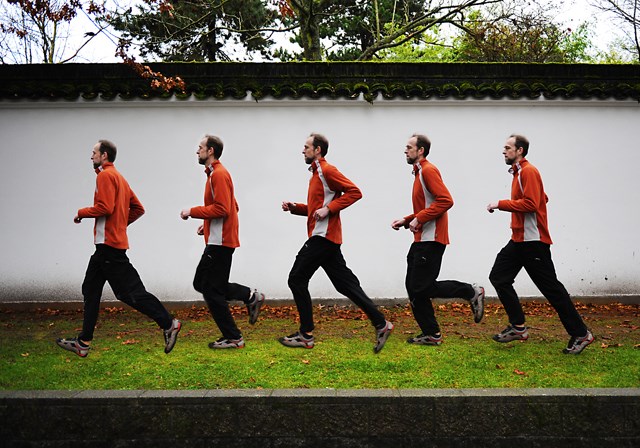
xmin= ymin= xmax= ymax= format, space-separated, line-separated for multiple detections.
xmin=303 ymin=136 xmax=319 ymax=164
xmin=503 ymin=137 xmax=522 ymax=165
xmin=405 ymin=137 xmax=422 ymax=165
xmin=91 ymin=143 xmax=106 ymax=169
xmin=197 ymin=139 xmax=211 ymax=165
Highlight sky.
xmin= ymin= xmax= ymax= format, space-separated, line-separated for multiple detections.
xmin=5 ymin=0 xmax=628 ymax=63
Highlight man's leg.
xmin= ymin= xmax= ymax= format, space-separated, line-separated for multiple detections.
xmin=489 ymin=241 xmax=526 ymax=326
xmin=321 ymin=241 xmax=386 ymax=329
xmin=194 ymin=245 xmax=242 ymax=340
xmin=287 ymin=237 xmax=324 ymax=334
xmin=78 ymin=249 xmax=107 ymax=342
xmin=405 ymin=242 xmax=445 ymax=336
xmin=523 ymin=242 xmax=588 ymax=337
xmin=103 ymin=246 xmax=173 ymax=331
xmin=227 ymin=283 xmax=252 ymax=303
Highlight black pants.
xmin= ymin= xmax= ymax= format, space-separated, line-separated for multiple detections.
xmin=288 ymin=236 xmax=386 ymax=333
xmin=193 ymin=245 xmax=251 ymax=340
xmin=79 ymin=244 xmax=173 ymax=341
xmin=406 ymin=241 xmax=474 ymax=335
xmin=489 ymin=240 xmax=588 ymax=337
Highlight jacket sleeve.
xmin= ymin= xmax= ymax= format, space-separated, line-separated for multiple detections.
xmin=324 ymin=166 xmax=362 ymax=214
xmin=498 ymin=167 xmax=546 ymax=212
xmin=415 ymin=166 xmax=454 ymax=223
xmin=77 ymin=171 xmax=116 ymax=218
xmin=190 ymin=173 xmax=231 ymax=219
xmin=289 ymin=203 xmax=309 ymax=216
xmin=128 ymin=190 xmax=145 ymax=225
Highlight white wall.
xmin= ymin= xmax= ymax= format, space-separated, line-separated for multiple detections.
xmin=1 ymin=97 xmax=638 ymax=302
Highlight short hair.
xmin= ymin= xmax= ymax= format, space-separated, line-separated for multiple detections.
xmin=204 ymin=134 xmax=224 ymax=159
xmin=97 ymin=139 xmax=117 ymax=162
xmin=309 ymin=133 xmax=329 ymax=157
xmin=510 ymin=134 xmax=529 ymax=157
xmin=412 ymin=133 xmax=431 ymax=157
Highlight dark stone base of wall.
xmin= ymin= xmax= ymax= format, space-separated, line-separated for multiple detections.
xmin=1 ymin=389 xmax=638 ymax=447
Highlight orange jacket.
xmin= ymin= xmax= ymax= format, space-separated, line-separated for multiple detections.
xmin=190 ymin=160 xmax=240 ymax=248
xmin=403 ymin=158 xmax=453 ymax=244
xmin=288 ymin=157 xmax=362 ymax=245
xmin=77 ymin=162 xmax=144 ymax=250
xmin=497 ymin=158 xmax=552 ymax=244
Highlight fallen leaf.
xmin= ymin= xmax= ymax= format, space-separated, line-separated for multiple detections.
xmin=301 ymin=359 xmax=310 ymax=364
xmin=513 ymin=369 xmax=527 ymax=376
xmin=495 ymin=364 xmax=504 ymax=370
xmin=20 ymin=353 xmax=29 ymax=357
xmin=121 ymin=339 xmax=139 ymax=345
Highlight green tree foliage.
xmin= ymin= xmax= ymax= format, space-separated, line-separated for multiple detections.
xmin=277 ymin=0 xmax=503 ymax=61
xmin=449 ymin=9 xmax=594 ymax=62
xmin=108 ymin=0 xmax=277 ymax=61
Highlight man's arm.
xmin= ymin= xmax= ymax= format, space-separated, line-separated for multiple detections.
xmin=77 ymin=172 xmax=116 ymax=219
xmin=282 ymin=201 xmax=308 ymax=216
xmin=128 ymin=190 xmax=145 ymax=225
xmin=414 ymin=166 xmax=454 ymax=224
xmin=495 ymin=168 xmax=543 ymax=213
xmin=185 ymin=174 xmax=231 ymax=220
xmin=324 ymin=166 xmax=362 ymax=214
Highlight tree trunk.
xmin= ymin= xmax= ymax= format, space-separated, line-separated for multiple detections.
xmin=291 ymin=0 xmax=322 ymax=60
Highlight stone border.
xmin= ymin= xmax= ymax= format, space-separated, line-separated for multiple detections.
xmin=1 ymin=388 xmax=638 ymax=447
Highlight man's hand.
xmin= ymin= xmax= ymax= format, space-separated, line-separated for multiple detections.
xmin=180 ymin=208 xmax=191 ymax=220
xmin=313 ymin=206 xmax=330 ymax=221
xmin=486 ymin=202 xmax=499 ymax=213
xmin=73 ymin=215 xmax=82 ymax=224
xmin=282 ymin=201 xmax=294 ymax=212
xmin=197 ymin=224 xmax=204 ymax=235
xmin=409 ymin=217 xmax=422 ymax=233
xmin=391 ymin=218 xmax=406 ymax=230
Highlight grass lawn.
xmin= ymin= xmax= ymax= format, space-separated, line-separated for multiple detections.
xmin=1 ymin=301 xmax=638 ymax=390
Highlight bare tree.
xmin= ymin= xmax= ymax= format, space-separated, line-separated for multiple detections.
xmin=0 ymin=0 xmax=106 ymax=64
xmin=593 ymin=0 xmax=640 ymax=61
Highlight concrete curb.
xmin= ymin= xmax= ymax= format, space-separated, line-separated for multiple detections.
xmin=2 ymin=388 xmax=638 ymax=447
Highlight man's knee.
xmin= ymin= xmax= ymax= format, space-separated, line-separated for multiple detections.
xmin=288 ymin=272 xmax=309 ymax=293
xmin=489 ymin=269 xmax=510 ymax=289
xmin=407 ymin=282 xmax=437 ymax=300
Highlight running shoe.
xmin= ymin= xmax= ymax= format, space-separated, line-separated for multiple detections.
xmin=247 ymin=290 xmax=265 ymax=325
xmin=278 ymin=331 xmax=315 ymax=349
xmin=563 ymin=330 xmax=594 ymax=355
xmin=56 ymin=337 xmax=90 ymax=357
xmin=163 ymin=318 xmax=181 ymax=354
xmin=470 ymin=284 xmax=485 ymax=323
xmin=208 ymin=337 xmax=245 ymax=349
xmin=492 ymin=325 xmax=529 ymax=343
xmin=407 ymin=333 xmax=443 ymax=346
xmin=374 ymin=321 xmax=394 ymax=353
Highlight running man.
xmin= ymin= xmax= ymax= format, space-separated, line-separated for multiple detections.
xmin=281 ymin=133 xmax=393 ymax=353
xmin=487 ymin=134 xmax=594 ymax=354
xmin=392 ymin=133 xmax=485 ymax=346
xmin=180 ymin=134 xmax=265 ymax=349
xmin=56 ymin=139 xmax=180 ymax=358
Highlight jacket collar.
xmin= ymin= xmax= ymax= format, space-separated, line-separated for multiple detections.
xmin=309 ymin=157 xmax=325 ymax=172
xmin=412 ymin=158 xmax=428 ymax=175
xmin=205 ymin=159 xmax=220 ymax=176
xmin=509 ymin=158 xmax=528 ymax=175
xmin=95 ymin=162 xmax=114 ymax=174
